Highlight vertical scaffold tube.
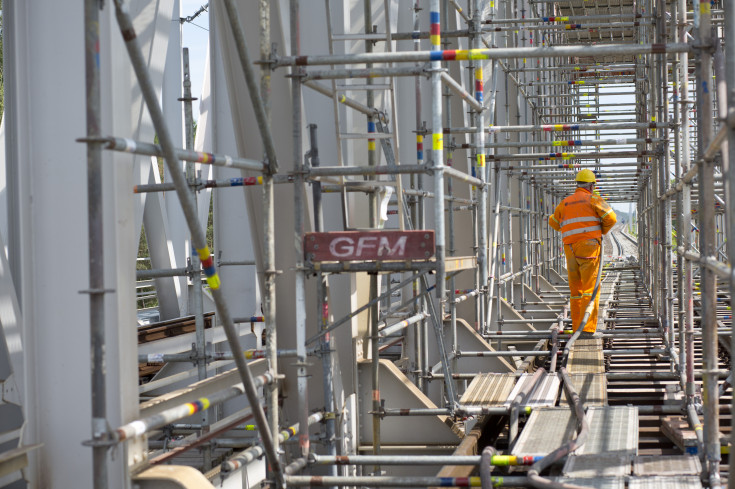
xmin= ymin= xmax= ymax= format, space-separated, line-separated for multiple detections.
xmin=431 ymin=0 xmax=446 ymax=304
xmin=672 ymin=0 xmax=685 ymax=390
xmin=726 ymin=1 xmax=735 ymax=487
xmin=473 ymin=0 xmax=488 ymax=331
xmin=429 ymin=0 xmax=457 ymax=409
xmin=695 ymin=0 xmax=720 ymax=484
xmin=112 ymin=2 xmax=283 ymax=487
xmin=84 ymin=0 xmax=108 ymax=487
xmin=183 ymin=47 xmax=211 ymax=469
xmin=678 ymin=0 xmax=695 ymax=405
xmin=412 ymin=0 xmax=426 ymax=393
xmin=289 ymin=0 xmax=311 ymax=462
xmin=260 ymin=0 xmax=280 ymax=461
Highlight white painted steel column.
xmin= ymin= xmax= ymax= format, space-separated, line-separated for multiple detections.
xmin=5 ymin=1 xmax=139 ymax=487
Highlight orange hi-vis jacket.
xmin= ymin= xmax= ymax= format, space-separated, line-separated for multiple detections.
xmin=548 ymin=187 xmax=617 ymax=244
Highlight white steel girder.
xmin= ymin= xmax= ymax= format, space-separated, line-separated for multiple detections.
xmin=4 ymin=0 xmax=145 ymax=486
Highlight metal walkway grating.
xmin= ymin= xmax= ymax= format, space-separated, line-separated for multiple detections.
xmin=561 ymin=373 xmax=607 ymax=406
xmin=459 ymin=373 xmax=516 ymax=406
xmin=633 ymin=456 xmax=702 ymax=476
xmin=512 ymin=407 xmax=576 ymax=457
xmin=628 ymin=477 xmax=702 ymax=489
xmin=567 ymin=348 xmax=605 ymax=373
xmin=563 ymin=454 xmax=631 ymax=477
xmin=576 ymin=406 xmax=638 ymax=456
xmin=567 ymin=339 xmax=605 ymax=373
xmin=554 ymin=477 xmax=624 ymax=489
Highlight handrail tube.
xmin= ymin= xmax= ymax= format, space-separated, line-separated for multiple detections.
xmin=114 ymin=371 xmax=275 ymax=441
xmin=83 ymin=136 xmax=266 ymax=172
xmin=222 ymin=412 xmax=324 ymax=473
xmin=284 ymin=475 xmax=528 ymax=487
xmin=273 ymin=43 xmax=692 ymax=67
xmin=138 ymin=349 xmax=298 ymax=363
xmin=379 ymin=312 xmax=430 ymax=337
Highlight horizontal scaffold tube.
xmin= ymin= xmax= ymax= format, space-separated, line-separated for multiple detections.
xmin=490 ymin=151 xmax=657 ymax=161
xmin=309 ymin=454 xmax=542 ymax=466
xmin=457 ymin=350 xmax=551 ymax=357
xmin=678 ymin=248 xmax=731 ymax=279
xmin=273 ymin=43 xmax=691 ymax=67
xmin=82 ymin=136 xmax=266 ymax=172
xmin=482 ymin=137 xmax=661 ymax=148
xmin=379 ymin=406 xmax=531 ymax=416
xmin=133 ymin=174 xmax=294 ymax=193
xmin=302 ymin=66 xmax=426 ymax=82
xmin=221 ymin=412 xmax=324 ymax=473
xmin=441 ymin=121 xmax=670 ymax=134
xmin=114 ymin=371 xmax=276 ymax=441
xmin=284 ymin=475 xmax=529 ymax=487
xmin=138 ymin=349 xmax=298 ymax=363
xmin=379 ymin=312 xmax=430 ymax=337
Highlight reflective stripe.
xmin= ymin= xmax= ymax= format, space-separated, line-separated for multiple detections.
xmin=560 ymin=216 xmax=601 ymax=226
xmin=601 ymin=208 xmax=614 ymax=218
xmin=562 ymin=225 xmax=602 ymax=239
xmin=550 ymin=215 xmax=560 ymax=225
xmin=570 ymin=295 xmax=583 ymax=300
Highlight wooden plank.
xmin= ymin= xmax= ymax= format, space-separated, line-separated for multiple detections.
xmin=431 ymin=416 xmax=490 ymax=488
xmin=661 ymin=417 xmax=728 ymax=456
xmin=304 ymin=230 xmax=435 ymax=262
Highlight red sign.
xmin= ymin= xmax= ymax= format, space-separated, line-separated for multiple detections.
xmin=304 ymin=230 xmax=435 ymax=262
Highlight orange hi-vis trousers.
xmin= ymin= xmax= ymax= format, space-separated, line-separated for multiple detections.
xmin=563 ymin=238 xmax=602 ymax=333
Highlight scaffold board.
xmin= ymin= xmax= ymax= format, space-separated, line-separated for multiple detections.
xmin=577 ymin=406 xmax=638 ymax=456
xmin=459 ymin=373 xmax=517 ymax=406
xmin=627 ymin=477 xmax=702 ymax=489
xmin=563 ymin=454 xmax=631 ymax=477
xmin=512 ymin=407 xmax=576 ymax=458
xmin=561 ymin=373 xmax=607 ymax=406
xmin=632 ymin=455 xmax=702 ymax=476
xmin=503 ymin=372 xmax=560 ymax=408
xmin=554 ymin=477 xmax=624 ymax=489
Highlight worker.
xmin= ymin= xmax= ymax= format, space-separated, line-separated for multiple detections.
xmin=548 ymin=169 xmax=617 ymax=334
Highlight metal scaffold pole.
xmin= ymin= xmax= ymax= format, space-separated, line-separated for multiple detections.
xmin=260 ymin=0 xmax=281 ymax=466
xmin=84 ymin=0 xmax=110 ymax=486
xmin=725 ymin=1 xmax=735 ymax=487
xmin=695 ymin=0 xmax=721 ymax=484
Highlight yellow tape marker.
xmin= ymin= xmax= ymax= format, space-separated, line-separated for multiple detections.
xmin=196 ymin=246 xmax=211 ymax=261
xmin=477 ymin=153 xmax=486 ymax=167
xmin=206 ymin=274 xmax=221 ymax=290
xmin=432 ymin=133 xmax=443 ymax=151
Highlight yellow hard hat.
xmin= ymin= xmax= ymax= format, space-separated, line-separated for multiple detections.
xmin=576 ymin=169 xmax=596 ymax=183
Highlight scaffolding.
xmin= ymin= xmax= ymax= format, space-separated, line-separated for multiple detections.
xmin=3 ymin=0 xmax=735 ymax=487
